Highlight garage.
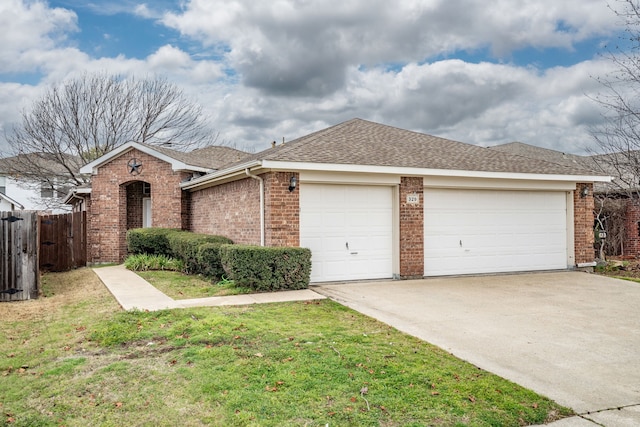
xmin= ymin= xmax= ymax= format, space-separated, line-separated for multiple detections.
xmin=424 ymin=188 xmax=568 ymax=276
xmin=300 ymin=184 xmax=394 ymax=282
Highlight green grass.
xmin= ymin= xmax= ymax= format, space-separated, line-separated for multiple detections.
xmin=0 ymin=268 xmax=573 ymax=426
xmin=136 ymin=270 xmax=253 ymax=299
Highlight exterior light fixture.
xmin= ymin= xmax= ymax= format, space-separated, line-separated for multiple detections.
xmin=581 ymin=186 xmax=589 ymax=198
xmin=288 ymin=176 xmax=297 ymax=192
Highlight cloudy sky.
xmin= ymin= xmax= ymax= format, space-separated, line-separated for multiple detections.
xmin=0 ymin=0 xmax=628 ymax=154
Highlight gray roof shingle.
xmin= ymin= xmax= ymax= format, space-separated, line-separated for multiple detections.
xmin=241 ymin=119 xmax=606 ymax=176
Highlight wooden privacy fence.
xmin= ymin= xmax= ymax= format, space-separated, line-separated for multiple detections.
xmin=0 ymin=211 xmax=39 ymax=302
xmin=39 ymin=211 xmax=87 ymax=272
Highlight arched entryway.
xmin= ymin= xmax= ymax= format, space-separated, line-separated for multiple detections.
xmin=116 ymin=180 xmax=152 ymax=261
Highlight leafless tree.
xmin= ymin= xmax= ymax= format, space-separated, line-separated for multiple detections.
xmin=1 ymin=72 xmax=217 ymax=208
xmin=590 ymin=0 xmax=640 ymax=194
xmin=587 ymin=1 xmax=640 ymax=258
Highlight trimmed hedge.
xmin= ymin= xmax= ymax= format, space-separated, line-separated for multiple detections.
xmin=220 ymin=245 xmax=312 ymax=291
xmin=126 ymin=228 xmax=232 ymax=279
xmin=127 ymin=228 xmax=179 ymax=256
xmin=166 ymin=232 xmax=232 ymax=276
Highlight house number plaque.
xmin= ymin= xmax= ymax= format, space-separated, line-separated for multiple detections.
xmin=406 ymin=193 xmax=419 ymax=204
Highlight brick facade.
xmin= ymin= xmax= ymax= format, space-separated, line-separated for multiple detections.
xmin=188 ymin=171 xmax=301 ymax=246
xmin=624 ymin=198 xmax=640 ymax=256
xmin=399 ymin=177 xmax=424 ymax=278
xmin=189 ymin=176 xmax=262 ymax=245
xmin=87 ymin=149 xmax=189 ymax=263
xmin=86 ymin=148 xmax=597 ymax=273
xmin=264 ymin=172 xmax=300 ymax=247
xmin=574 ymin=183 xmax=595 ymax=265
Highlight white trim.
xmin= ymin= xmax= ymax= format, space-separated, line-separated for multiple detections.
xmin=62 ymin=187 xmax=91 ymax=205
xmin=424 ymin=176 xmax=577 ymax=191
xmin=566 ymin=191 xmax=575 ymax=267
xmin=180 ymin=161 xmax=262 ymax=190
xmin=0 ymin=193 xmax=24 ymax=210
xmin=79 ymin=141 xmax=211 ymax=174
xmin=261 ymin=160 xmax=612 ymax=183
xmin=300 ymin=171 xmax=401 ymax=185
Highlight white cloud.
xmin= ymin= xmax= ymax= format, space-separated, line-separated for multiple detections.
xmin=0 ymin=0 xmax=629 ymax=157
xmin=0 ymin=0 xmax=78 ymax=73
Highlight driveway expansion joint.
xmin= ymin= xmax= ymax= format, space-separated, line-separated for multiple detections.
xmin=579 ymin=402 xmax=640 ymax=416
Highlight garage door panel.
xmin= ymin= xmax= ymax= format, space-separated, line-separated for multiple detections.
xmin=301 ymin=184 xmax=393 ymax=282
xmin=425 ymin=189 xmax=567 ymax=276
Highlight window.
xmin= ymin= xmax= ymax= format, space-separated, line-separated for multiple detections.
xmin=143 ymin=182 xmax=151 ymax=196
xmin=0 ymin=176 xmax=5 ymax=194
xmin=40 ymin=182 xmax=54 ymax=198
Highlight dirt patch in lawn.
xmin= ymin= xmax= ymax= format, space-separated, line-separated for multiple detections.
xmin=0 ymin=267 xmax=113 ymax=321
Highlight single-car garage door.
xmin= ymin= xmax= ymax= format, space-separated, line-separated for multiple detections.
xmin=424 ymin=189 xmax=567 ymax=276
xmin=300 ymin=184 xmax=393 ymax=282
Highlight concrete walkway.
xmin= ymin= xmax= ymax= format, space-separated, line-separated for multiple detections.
xmin=92 ymin=264 xmax=325 ymax=311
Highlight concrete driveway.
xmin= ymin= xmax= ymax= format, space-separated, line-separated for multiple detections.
xmin=314 ymin=272 xmax=640 ymax=426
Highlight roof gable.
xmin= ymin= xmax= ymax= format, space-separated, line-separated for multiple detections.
xmin=79 ymin=142 xmax=248 ymax=174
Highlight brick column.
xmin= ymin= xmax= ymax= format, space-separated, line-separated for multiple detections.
xmin=264 ymin=172 xmax=300 ymax=247
xmin=624 ymin=198 xmax=640 ymax=257
xmin=399 ymin=177 xmax=424 ymax=278
xmin=574 ymin=183 xmax=595 ymax=265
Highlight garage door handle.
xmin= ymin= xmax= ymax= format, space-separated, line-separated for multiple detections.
xmin=350 ymin=252 xmax=358 ymax=255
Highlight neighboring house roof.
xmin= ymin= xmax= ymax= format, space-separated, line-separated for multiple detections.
xmin=489 ymin=142 xmax=590 ymax=170
xmin=0 ymin=192 xmax=24 ymax=210
xmin=80 ymin=141 xmax=250 ymax=174
xmin=0 ymin=152 xmax=82 ymax=176
xmin=183 ymin=118 xmax=611 ymax=190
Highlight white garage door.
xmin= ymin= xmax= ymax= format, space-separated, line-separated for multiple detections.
xmin=424 ymin=189 xmax=567 ymax=276
xmin=300 ymin=184 xmax=393 ymax=282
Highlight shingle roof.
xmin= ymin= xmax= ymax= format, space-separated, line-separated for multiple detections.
xmin=489 ymin=142 xmax=590 ymax=169
xmin=241 ymin=118 xmax=606 ymax=176
xmin=142 ymin=144 xmax=250 ymax=170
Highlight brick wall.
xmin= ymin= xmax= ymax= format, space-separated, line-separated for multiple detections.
xmin=188 ymin=176 xmax=262 ymax=244
xmin=264 ymin=172 xmax=300 ymax=246
xmin=188 ymin=172 xmax=300 ymax=246
xmin=399 ymin=177 xmax=424 ymax=278
xmin=88 ymin=149 xmax=189 ymax=263
xmin=624 ymin=198 xmax=640 ymax=256
xmin=574 ymin=183 xmax=595 ymax=265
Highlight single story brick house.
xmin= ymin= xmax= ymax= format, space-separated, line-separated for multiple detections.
xmin=70 ymin=118 xmax=610 ymax=282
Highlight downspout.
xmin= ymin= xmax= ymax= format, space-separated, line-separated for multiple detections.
xmin=245 ymin=168 xmax=265 ymax=246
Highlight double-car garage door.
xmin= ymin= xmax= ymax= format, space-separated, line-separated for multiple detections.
xmin=301 ymin=184 xmax=568 ymax=282
xmin=423 ymin=189 xmax=568 ymax=276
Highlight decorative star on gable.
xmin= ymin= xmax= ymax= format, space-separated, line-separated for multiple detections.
xmin=127 ymin=158 xmax=142 ymax=175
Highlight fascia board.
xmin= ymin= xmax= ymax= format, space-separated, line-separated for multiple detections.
xmin=79 ymin=142 xmax=211 ymax=174
xmin=180 ymin=161 xmax=262 ymax=190
xmin=260 ymin=160 xmax=613 ymax=183
xmin=0 ymin=193 xmax=24 ymax=209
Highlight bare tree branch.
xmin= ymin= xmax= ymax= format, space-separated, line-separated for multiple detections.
xmin=1 ymin=72 xmax=217 ymax=210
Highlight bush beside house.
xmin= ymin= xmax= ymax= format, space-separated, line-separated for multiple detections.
xmin=126 ymin=228 xmax=232 ymax=279
xmin=220 ymin=245 xmax=312 ymax=291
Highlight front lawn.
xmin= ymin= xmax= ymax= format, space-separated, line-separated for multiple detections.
xmin=0 ymin=268 xmax=572 ymax=426
xmin=136 ymin=270 xmax=253 ymax=299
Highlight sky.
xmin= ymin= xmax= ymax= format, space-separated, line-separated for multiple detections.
xmin=0 ymin=0 xmax=630 ymax=155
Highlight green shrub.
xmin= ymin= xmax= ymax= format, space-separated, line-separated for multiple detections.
xmin=124 ymin=254 xmax=184 ymax=272
xmin=220 ymin=245 xmax=311 ymax=292
xmin=195 ymin=242 xmax=227 ymax=279
xmin=166 ymin=232 xmax=233 ymax=277
xmin=127 ymin=228 xmax=179 ymax=256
